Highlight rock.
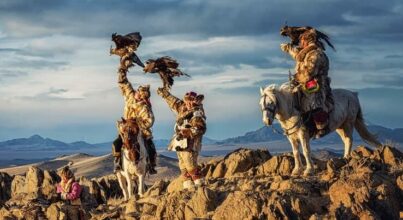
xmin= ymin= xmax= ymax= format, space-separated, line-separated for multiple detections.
xmin=46 ymin=203 xmax=64 ymax=220
xmin=25 ymin=166 xmax=44 ymax=199
xmin=0 ymin=172 xmax=12 ymax=205
xmin=96 ymin=174 xmax=122 ymax=200
xmin=381 ymin=146 xmax=403 ymax=167
xmin=353 ymin=145 xmax=373 ymax=158
xmin=144 ymin=180 xmax=169 ymax=197
xmin=79 ymin=176 xmax=102 ymax=208
xmin=42 ymin=170 xmax=59 ymax=200
xmin=125 ymin=197 xmax=140 ymax=216
xmin=166 ymin=177 xmax=185 ymax=193
xmin=213 ymin=191 xmax=263 ymax=220
xmin=256 ymin=155 xmax=294 ymax=176
xmin=11 ymin=175 xmax=26 ymax=198
xmin=185 ymin=187 xmax=216 ymax=219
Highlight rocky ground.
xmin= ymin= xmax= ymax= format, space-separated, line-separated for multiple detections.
xmin=0 ymin=145 xmax=402 ymax=220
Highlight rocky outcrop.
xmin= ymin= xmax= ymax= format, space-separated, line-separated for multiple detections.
xmin=0 ymin=172 xmax=12 ymax=206
xmin=0 ymin=145 xmax=401 ymax=219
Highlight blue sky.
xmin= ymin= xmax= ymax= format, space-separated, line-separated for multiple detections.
xmin=0 ymin=0 xmax=402 ymax=143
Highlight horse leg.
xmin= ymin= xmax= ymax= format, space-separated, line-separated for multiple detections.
xmin=117 ymin=172 xmax=129 ymax=201
xmin=288 ymin=136 xmax=303 ymax=176
xmin=126 ymin=173 xmax=133 ymax=199
xmin=299 ymin=133 xmax=314 ymax=176
xmin=138 ymin=175 xmax=144 ymax=197
xmin=336 ymin=123 xmax=353 ymax=158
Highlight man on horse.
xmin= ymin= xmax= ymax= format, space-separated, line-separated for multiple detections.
xmin=112 ymin=68 xmax=157 ymax=174
xmin=157 ymin=87 xmax=206 ymax=189
xmin=280 ymin=26 xmax=335 ymax=138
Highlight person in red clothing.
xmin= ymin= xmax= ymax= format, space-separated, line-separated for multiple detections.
xmin=57 ymin=166 xmax=84 ymax=220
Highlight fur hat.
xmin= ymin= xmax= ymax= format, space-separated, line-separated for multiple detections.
xmin=59 ymin=166 xmax=74 ymax=179
xmin=184 ymin=91 xmax=204 ymax=105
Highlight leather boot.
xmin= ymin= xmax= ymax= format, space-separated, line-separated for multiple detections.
xmin=145 ymin=138 xmax=157 ymax=174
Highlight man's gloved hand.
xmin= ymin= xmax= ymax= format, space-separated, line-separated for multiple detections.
xmin=280 ymin=43 xmax=291 ymax=52
xmin=157 ymin=87 xmax=169 ymax=97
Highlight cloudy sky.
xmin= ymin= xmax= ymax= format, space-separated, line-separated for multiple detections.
xmin=0 ymin=0 xmax=402 ymax=143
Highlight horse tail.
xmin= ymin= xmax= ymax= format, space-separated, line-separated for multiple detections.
xmin=354 ymin=107 xmax=382 ymax=148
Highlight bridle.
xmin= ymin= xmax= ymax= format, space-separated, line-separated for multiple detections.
xmin=261 ymin=92 xmax=302 ymax=136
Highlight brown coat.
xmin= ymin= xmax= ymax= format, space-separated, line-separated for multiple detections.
xmin=118 ymin=71 xmax=154 ymax=139
xmin=162 ymin=91 xmax=206 ymax=152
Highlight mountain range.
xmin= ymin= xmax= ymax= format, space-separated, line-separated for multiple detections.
xmin=0 ymin=124 xmax=401 ymax=153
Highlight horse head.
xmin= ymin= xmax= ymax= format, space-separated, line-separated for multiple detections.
xmin=259 ymin=85 xmax=278 ymax=126
xmin=116 ymin=118 xmax=140 ymax=162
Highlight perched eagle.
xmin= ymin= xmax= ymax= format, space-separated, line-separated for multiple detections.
xmin=143 ymin=56 xmax=190 ymax=89
xmin=110 ymin=32 xmax=144 ymax=68
xmin=280 ymin=25 xmax=335 ymax=51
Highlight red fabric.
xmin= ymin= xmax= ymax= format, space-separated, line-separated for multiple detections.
xmin=188 ymin=168 xmax=202 ymax=181
xmin=305 ymin=79 xmax=318 ymax=90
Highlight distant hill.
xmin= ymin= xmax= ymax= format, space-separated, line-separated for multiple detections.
xmin=216 ymin=124 xmax=403 ymax=146
xmin=0 ymin=135 xmax=95 ymax=151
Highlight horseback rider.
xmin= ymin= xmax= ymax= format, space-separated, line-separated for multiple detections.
xmin=157 ymin=87 xmax=206 ymax=189
xmin=112 ymin=68 xmax=157 ymax=174
xmin=281 ymin=28 xmax=334 ymax=138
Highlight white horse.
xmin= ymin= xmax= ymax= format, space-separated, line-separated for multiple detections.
xmin=259 ymin=83 xmax=381 ymax=176
xmin=116 ymin=118 xmax=148 ymax=200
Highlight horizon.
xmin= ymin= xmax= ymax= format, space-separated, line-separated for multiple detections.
xmin=1 ymin=0 xmax=403 ymax=143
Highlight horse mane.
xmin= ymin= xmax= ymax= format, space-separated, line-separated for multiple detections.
xmin=119 ymin=119 xmax=141 ymax=163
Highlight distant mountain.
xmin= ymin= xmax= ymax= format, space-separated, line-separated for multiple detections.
xmin=216 ymin=124 xmax=403 ymax=146
xmin=0 ymin=135 xmax=96 ymax=151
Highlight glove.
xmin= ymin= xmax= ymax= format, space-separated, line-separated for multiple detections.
xmin=280 ymin=43 xmax=291 ymax=52
xmin=157 ymin=87 xmax=169 ymax=97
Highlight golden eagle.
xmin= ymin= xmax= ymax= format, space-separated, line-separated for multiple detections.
xmin=110 ymin=32 xmax=144 ymax=68
xmin=280 ymin=25 xmax=335 ymax=51
xmin=143 ymin=56 xmax=190 ymax=89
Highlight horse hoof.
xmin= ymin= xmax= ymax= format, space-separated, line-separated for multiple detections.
xmin=303 ymin=169 xmax=313 ymax=177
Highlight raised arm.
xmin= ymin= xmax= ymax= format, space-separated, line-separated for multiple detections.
xmin=118 ymin=70 xmax=136 ymax=103
xmin=280 ymin=43 xmax=301 ymax=60
xmin=157 ymin=88 xmax=184 ymax=114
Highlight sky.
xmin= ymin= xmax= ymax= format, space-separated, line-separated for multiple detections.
xmin=0 ymin=0 xmax=402 ymax=143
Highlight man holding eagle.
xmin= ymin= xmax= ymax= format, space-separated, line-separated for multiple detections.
xmin=110 ymin=32 xmax=206 ymax=188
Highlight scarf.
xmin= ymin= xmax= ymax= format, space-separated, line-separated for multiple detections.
xmin=60 ymin=178 xmax=74 ymax=193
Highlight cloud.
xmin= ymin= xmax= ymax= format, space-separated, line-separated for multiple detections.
xmin=362 ymin=74 xmax=403 ymax=88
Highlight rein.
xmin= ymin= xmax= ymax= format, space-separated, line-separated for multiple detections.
xmin=261 ymin=92 xmax=302 ymax=136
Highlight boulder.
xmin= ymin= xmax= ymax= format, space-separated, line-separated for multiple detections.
xmin=185 ymin=187 xmax=217 ymax=219
xmin=0 ymin=172 xmax=12 ymax=205
xmin=42 ymin=170 xmax=59 ymax=200
xmin=256 ymin=155 xmax=294 ymax=176
xmin=25 ymin=166 xmax=44 ymax=199
xmin=213 ymin=191 xmax=263 ymax=220
xmin=79 ymin=177 xmax=102 ymax=208
xmin=11 ymin=175 xmax=26 ymax=197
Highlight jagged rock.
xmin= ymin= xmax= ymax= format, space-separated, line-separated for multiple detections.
xmin=381 ymin=146 xmax=403 ymax=167
xmin=213 ymin=191 xmax=263 ymax=220
xmin=144 ymin=180 xmax=169 ymax=197
xmin=46 ymin=202 xmax=64 ymax=220
xmin=79 ymin=176 xmax=102 ymax=208
xmin=166 ymin=177 xmax=185 ymax=193
xmin=0 ymin=172 xmax=12 ymax=206
xmin=329 ymin=171 xmax=399 ymax=219
xmin=185 ymin=187 xmax=216 ymax=219
xmin=125 ymin=197 xmax=140 ymax=216
xmin=25 ymin=166 xmax=44 ymax=199
xmin=96 ymin=174 xmax=122 ymax=200
xmin=353 ymin=145 xmax=373 ymax=158
xmin=207 ymin=148 xmax=271 ymax=178
xmin=0 ymin=207 xmax=15 ymax=220
xmin=11 ymin=175 xmax=25 ymax=198
xmin=255 ymin=155 xmax=294 ymax=176
xmin=42 ymin=170 xmax=59 ymax=200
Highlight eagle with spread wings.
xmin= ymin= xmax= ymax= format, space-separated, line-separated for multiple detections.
xmin=280 ymin=25 xmax=335 ymax=51
xmin=143 ymin=56 xmax=190 ymax=89
xmin=110 ymin=32 xmax=144 ymax=69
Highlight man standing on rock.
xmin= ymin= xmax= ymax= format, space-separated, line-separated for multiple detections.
xmin=112 ymin=69 xmax=158 ymax=174
xmin=280 ymin=27 xmax=335 ymax=138
xmin=157 ymin=87 xmax=206 ymax=189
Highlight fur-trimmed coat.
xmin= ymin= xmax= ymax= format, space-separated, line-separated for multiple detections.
xmin=118 ymin=71 xmax=154 ymax=139
xmin=161 ymin=91 xmax=206 ymax=152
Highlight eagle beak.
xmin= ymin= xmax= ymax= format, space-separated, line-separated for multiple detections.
xmin=132 ymin=53 xmax=145 ymax=68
